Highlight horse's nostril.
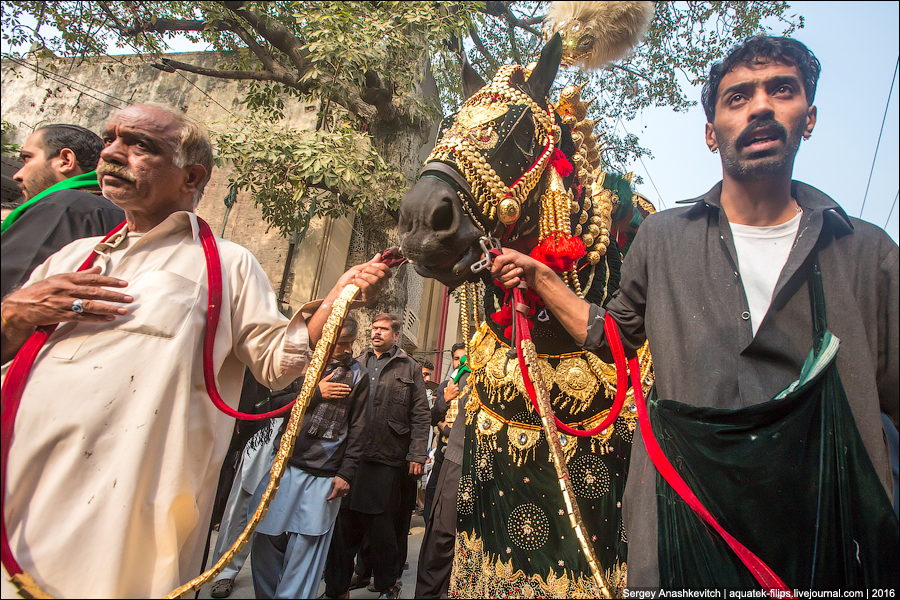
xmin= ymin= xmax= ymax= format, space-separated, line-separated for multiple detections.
xmin=432 ymin=198 xmax=454 ymax=232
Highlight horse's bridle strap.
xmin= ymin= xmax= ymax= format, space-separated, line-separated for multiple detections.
xmin=419 ymin=161 xmax=475 ymax=202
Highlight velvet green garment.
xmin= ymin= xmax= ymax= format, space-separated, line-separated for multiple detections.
xmin=651 ymin=260 xmax=899 ymax=590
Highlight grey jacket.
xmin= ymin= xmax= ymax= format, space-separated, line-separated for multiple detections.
xmin=584 ymin=180 xmax=899 ymax=588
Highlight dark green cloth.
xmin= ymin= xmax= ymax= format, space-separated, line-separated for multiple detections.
xmin=652 ymin=260 xmax=899 ymax=590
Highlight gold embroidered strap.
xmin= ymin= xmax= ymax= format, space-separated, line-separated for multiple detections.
xmin=164 ymin=283 xmax=361 ymax=599
xmin=520 ymin=339 xmax=612 ymax=598
xmin=9 ymin=571 xmax=52 ymax=599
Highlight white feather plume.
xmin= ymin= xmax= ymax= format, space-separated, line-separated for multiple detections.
xmin=545 ymin=1 xmax=655 ymax=70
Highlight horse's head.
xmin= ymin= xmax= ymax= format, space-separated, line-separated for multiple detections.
xmin=399 ymin=36 xmax=564 ymax=289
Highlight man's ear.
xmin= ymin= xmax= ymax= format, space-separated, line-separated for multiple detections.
xmin=183 ymin=164 xmax=208 ymax=196
xmin=56 ymin=148 xmax=81 ymax=176
xmin=803 ymin=105 xmax=816 ymax=139
xmin=705 ymin=122 xmax=718 ymax=153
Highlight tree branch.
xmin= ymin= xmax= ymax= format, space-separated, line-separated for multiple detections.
xmin=225 ymin=19 xmax=286 ymax=77
xmin=479 ymin=2 xmax=542 ymax=38
xmin=505 ymin=12 xmax=522 ymax=64
xmin=153 ymin=57 xmax=300 ymax=87
xmin=468 ymin=26 xmax=499 ymax=69
xmin=359 ymin=70 xmax=397 ymax=122
xmin=219 ymin=1 xmax=310 ymax=75
xmin=606 ymin=62 xmax=652 ymax=83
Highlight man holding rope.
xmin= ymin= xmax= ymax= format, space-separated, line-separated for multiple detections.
xmin=491 ymin=36 xmax=897 ymax=592
xmin=0 ymin=103 xmax=391 ymax=598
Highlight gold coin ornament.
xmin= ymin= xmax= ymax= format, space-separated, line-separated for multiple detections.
xmin=497 ymin=197 xmax=521 ymax=224
xmin=468 ymin=329 xmax=496 ymax=371
xmin=555 ymin=356 xmax=600 ymax=414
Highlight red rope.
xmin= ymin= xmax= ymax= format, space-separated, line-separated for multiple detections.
xmin=0 ymin=218 xmax=301 ymax=582
xmin=609 ymin=313 xmax=793 ymax=597
xmin=196 ymin=220 xmax=297 ymax=421
xmin=1 ymin=222 xmax=127 ymax=579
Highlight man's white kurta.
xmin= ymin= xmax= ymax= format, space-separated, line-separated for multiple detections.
xmin=1 ymin=212 xmax=312 ymax=598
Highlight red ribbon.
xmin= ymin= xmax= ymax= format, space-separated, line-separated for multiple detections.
xmin=0 ymin=218 xmax=301 ymax=582
xmin=511 ymin=288 xmax=627 ymax=438
xmin=607 ymin=312 xmax=794 ymax=598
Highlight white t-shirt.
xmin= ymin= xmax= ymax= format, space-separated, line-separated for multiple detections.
xmin=730 ymin=210 xmax=802 ymax=335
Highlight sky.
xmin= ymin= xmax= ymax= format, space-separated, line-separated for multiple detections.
xmin=3 ymin=2 xmax=897 ymax=242
xmin=624 ymin=1 xmax=899 ymax=242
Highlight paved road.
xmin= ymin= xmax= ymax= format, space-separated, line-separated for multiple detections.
xmin=197 ymin=514 xmax=427 ymax=599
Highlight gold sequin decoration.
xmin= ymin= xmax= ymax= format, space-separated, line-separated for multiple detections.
xmin=457 ymin=475 xmax=476 ymax=515
xmin=512 ymin=358 xmax=556 ymax=411
xmin=568 ymin=455 xmax=610 ymax=500
xmin=583 ymin=351 xmax=618 ymax=399
xmin=457 ymin=102 xmax=510 ymax=129
xmin=508 ymin=504 xmax=550 ymax=550
xmin=507 ymin=424 xmax=542 ymax=466
xmin=475 ymin=407 xmax=504 ymax=451
xmin=450 ymin=531 xmax=619 ymax=598
xmin=475 ymin=440 xmax=495 ymax=482
xmin=468 ymin=326 xmax=494 ymax=370
xmin=557 ymin=432 xmax=579 ymax=464
xmin=554 ymin=357 xmax=599 ymax=415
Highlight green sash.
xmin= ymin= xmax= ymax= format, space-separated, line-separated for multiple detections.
xmin=1 ymin=171 xmax=100 ymax=234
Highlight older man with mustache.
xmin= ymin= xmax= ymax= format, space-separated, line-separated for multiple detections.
xmin=0 ymin=103 xmax=392 ymax=598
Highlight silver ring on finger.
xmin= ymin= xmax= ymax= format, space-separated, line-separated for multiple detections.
xmin=72 ymin=299 xmax=85 ymax=314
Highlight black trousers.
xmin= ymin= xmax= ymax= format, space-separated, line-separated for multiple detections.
xmin=415 ymin=458 xmax=461 ymax=599
xmin=423 ymin=450 xmax=444 ymax=522
xmin=324 ymin=506 xmax=398 ymax=595
xmin=395 ymin=472 xmax=419 ymax=575
xmin=352 ymin=472 xmax=418 ymax=581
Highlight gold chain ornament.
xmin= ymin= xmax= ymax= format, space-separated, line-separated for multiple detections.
xmin=521 ymin=338 xmax=612 ymax=598
xmin=164 ymin=283 xmax=361 ymax=599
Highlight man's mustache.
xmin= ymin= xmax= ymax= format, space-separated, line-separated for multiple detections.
xmin=97 ymin=162 xmax=137 ymax=183
xmin=736 ymin=119 xmax=787 ymax=149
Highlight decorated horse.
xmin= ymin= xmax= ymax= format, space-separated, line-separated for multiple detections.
xmin=398 ymin=2 xmax=657 ymax=597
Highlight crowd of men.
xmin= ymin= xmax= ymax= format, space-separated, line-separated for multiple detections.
xmin=0 ymin=32 xmax=897 ymax=599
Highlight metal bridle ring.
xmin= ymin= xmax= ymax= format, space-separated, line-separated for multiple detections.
xmin=71 ymin=299 xmax=85 ymax=314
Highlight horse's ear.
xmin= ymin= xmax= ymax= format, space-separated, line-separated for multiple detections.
xmin=461 ymin=52 xmax=487 ymax=100
xmin=527 ymin=33 xmax=563 ymax=105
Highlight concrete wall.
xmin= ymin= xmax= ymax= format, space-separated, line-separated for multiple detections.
xmin=2 ymin=51 xmax=462 ymax=359
xmin=1 ymin=51 xmax=316 ymax=299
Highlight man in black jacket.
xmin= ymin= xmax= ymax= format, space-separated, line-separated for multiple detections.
xmin=2 ymin=124 xmax=123 ymax=298
xmin=323 ymin=313 xmax=430 ymax=599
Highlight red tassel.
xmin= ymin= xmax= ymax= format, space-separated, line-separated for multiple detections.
xmin=550 ymin=149 xmax=573 ymax=178
xmin=530 ymin=235 xmax=586 ymax=273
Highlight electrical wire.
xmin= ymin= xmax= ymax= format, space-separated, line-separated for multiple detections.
xmin=8 ymin=56 xmax=128 ymax=109
xmin=599 ymin=90 xmax=667 ymax=210
xmin=859 ymin=56 xmax=898 ymax=219
xmin=885 ymin=190 xmax=898 ymax=230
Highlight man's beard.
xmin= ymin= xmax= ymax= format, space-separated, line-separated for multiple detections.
xmin=717 ymin=118 xmax=805 ymax=182
xmin=22 ymin=162 xmax=59 ymax=199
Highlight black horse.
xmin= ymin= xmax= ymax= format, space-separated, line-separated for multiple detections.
xmin=398 ymin=34 xmax=654 ymax=598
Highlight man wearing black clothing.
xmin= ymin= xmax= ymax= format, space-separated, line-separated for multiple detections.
xmin=324 ymin=313 xmax=429 ymax=599
xmin=415 ymin=343 xmax=469 ymax=599
xmin=2 ymin=124 xmax=123 ymax=298
xmin=422 ymin=342 xmax=467 ymax=523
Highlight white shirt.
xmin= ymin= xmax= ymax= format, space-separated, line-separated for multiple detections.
xmin=730 ymin=210 xmax=802 ymax=335
xmin=1 ymin=212 xmax=312 ymax=598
